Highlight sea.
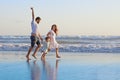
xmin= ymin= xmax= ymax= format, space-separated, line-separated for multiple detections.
xmin=0 ymin=35 xmax=120 ymax=53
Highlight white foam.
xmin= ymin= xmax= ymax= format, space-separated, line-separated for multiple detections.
xmin=0 ymin=35 xmax=120 ymax=53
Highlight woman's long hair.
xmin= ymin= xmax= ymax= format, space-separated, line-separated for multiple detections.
xmin=51 ymin=24 xmax=58 ymax=35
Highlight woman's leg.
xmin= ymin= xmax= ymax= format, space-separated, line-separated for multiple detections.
xmin=56 ymin=48 xmax=61 ymax=58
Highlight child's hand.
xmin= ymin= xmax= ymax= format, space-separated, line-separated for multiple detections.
xmin=48 ymin=48 xmax=51 ymax=51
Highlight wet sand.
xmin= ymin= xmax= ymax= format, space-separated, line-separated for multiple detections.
xmin=0 ymin=52 xmax=120 ymax=80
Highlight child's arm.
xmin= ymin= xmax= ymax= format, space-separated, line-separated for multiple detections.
xmin=47 ymin=31 xmax=52 ymax=37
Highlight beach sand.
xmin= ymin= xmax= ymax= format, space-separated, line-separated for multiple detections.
xmin=0 ymin=52 xmax=120 ymax=80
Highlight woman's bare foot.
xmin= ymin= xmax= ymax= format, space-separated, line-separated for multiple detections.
xmin=56 ymin=55 xmax=61 ymax=58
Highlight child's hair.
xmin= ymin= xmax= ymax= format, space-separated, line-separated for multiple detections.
xmin=45 ymin=37 xmax=50 ymax=41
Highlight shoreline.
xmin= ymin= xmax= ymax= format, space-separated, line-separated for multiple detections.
xmin=0 ymin=52 xmax=120 ymax=63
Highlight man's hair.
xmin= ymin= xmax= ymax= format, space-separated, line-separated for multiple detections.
xmin=35 ymin=17 xmax=41 ymax=21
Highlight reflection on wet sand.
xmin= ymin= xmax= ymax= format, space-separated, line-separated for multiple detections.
xmin=27 ymin=60 xmax=41 ymax=80
xmin=41 ymin=59 xmax=59 ymax=80
xmin=27 ymin=59 xmax=60 ymax=80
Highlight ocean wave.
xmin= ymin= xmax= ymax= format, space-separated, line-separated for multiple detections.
xmin=0 ymin=43 xmax=120 ymax=53
xmin=0 ymin=35 xmax=120 ymax=53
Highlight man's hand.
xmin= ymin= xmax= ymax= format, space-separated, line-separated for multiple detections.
xmin=40 ymin=37 xmax=43 ymax=41
xmin=31 ymin=7 xmax=33 ymax=10
xmin=30 ymin=7 xmax=34 ymax=19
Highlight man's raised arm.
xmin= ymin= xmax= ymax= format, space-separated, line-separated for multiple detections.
xmin=31 ymin=7 xmax=35 ymax=20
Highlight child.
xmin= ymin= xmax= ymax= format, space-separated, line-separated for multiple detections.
xmin=41 ymin=37 xmax=51 ymax=60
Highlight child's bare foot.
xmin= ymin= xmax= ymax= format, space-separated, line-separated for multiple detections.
xmin=41 ymin=54 xmax=46 ymax=60
xmin=41 ymin=56 xmax=45 ymax=60
xmin=32 ymin=54 xmax=37 ymax=59
xmin=41 ymin=53 xmax=46 ymax=60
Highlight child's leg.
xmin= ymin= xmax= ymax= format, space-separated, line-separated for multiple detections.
xmin=42 ymin=52 xmax=46 ymax=57
xmin=41 ymin=52 xmax=47 ymax=60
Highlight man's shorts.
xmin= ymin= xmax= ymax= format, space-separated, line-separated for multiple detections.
xmin=30 ymin=36 xmax=41 ymax=47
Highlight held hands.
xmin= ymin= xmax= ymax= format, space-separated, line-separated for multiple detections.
xmin=48 ymin=48 xmax=51 ymax=52
xmin=40 ymin=37 xmax=43 ymax=41
xmin=39 ymin=37 xmax=43 ymax=41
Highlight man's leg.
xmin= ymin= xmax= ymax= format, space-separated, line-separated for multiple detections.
xmin=32 ymin=37 xmax=41 ymax=59
xmin=26 ymin=47 xmax=33 ymax=60
xmin=32 ymin=44 xmax=41 ymax=59
xmin=26 ymin=36 xmax=35 ymax=60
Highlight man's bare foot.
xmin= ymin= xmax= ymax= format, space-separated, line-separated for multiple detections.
xmin=26 ymin=55 xmax=31 ymax=60
xmin=32 ymin=54 xmax=37 ymax=59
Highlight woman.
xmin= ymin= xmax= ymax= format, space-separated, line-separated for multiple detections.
xmin=41 ymin=24 xmax=61 ymax=59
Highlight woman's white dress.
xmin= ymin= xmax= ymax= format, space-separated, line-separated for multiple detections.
xmin=48 ymin=30 xmax=59 ymax=49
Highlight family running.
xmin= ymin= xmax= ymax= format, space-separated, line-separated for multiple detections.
xmin=26 ymin=7 xmax=61 ymax=60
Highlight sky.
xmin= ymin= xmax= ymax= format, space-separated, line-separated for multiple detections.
xmin=0 ymin=0 xmax=120 ymax=36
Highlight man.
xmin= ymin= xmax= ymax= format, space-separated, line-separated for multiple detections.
xmin=26 ymin=7 xmax=43 ymax=60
